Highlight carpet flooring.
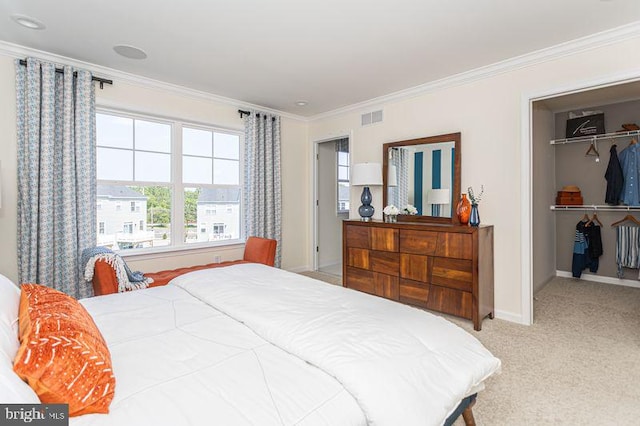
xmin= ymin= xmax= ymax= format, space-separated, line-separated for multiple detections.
xmin=299 ymin=272 xmax=640 ymax=425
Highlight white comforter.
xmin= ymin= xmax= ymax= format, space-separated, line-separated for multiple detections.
xmin=171 ymin=264 xmax=501 ymax=426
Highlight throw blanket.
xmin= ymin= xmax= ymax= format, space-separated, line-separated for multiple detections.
xmin=82 ymin=247 xmax=153 ymax=293
xmin=171 ymin=263 xmax=501 ymax=426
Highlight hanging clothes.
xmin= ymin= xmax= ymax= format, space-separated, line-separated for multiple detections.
xmin=618 ymin=143 xmax=640 ymax=206
xmin=572 ymin=220 xmax=596 ymax=278
xmin=584 ymin=223 xmax=602 ymax=272
xmin=604 ymin=144 xmax=624 ymax=205
xmin=614 ymin=225 xmax=640 ymax=278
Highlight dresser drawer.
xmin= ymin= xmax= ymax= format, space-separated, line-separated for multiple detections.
xmin=427 ymin=285 xmax=472 ymax=319
xmin=399 ymin=230 xmax=438 ymax=255
xmin=399 ymin=278 xmax=429 ymax=308
xmin=371 ymin=227 xmax=399 ymax=252
xmin=400 ymin=253 xmax=429 ymax=283
xmin=345 ymin=225 xmax=370 ymax=249
xmin=345 ymin=267 xmax=375 ymax=295
xmin=435 ymin=232 xmax=473 ymax=260
xmin=347 ymin=248 xmax=370 ymax=270
xmin=370 ymin=250 xmax=399 ymax=276
xmin=431 ymin=257 xmax=473 ymax=292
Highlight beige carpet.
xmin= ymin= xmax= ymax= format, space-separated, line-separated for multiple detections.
xmin=299 ymin=272 xmax=640 ymax=425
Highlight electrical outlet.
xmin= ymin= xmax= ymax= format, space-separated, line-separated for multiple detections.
xmin=214 ymin=255 xmax=222 ymax=263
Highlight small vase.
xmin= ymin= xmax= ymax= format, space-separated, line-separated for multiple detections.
xmin=469 ymin=204 xmax=480 ymax=227
xmin=456 ymin=194 xmax=471 ymax=225
xmin=385 ymin=214 xmax=397 ymax=223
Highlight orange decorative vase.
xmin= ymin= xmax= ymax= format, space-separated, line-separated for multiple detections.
xmin=456 ymin=193 xmax=471 ymax=225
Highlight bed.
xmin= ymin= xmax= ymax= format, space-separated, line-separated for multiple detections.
xmin=1 ymin=263 xmax=501 ymax=426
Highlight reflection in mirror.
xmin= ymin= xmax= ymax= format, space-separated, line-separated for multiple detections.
xmin=387 ymin=142 xmax=455 ymax=218
xmin=383 ymin=132 xmax=460 ymax=224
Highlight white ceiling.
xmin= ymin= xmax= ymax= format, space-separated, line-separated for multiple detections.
xmin=1 ymin=0 xmax=639 ymax=116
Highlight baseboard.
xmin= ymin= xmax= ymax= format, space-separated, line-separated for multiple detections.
xmin=318 ymin=260 xmax=340 ymax=269
xmin=286 ymin=265 xmax=310 ymax=273
xmin=493 ymin=309 xmax=527 ymax=325
xmin=556 ymin=270 xmax=640 ymax=289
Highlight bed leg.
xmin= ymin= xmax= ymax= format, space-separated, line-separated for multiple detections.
xmin=462 ymin=398 xmax=476 ymax=426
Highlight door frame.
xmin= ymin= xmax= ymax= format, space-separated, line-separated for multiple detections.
xmin=312 ymin=134 xmax=351 ymax=271
xmin=520 ymin=69 xmax=640 ymax=325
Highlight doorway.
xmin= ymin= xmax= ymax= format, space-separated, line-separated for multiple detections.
xmin=314 ymin=137 xmax=349 ymax=276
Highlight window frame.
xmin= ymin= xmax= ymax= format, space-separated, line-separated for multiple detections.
xmin=96 ymin=108 xmax=245 ymax=256
xmin=337 ymin=149 xmax=350 ymax=214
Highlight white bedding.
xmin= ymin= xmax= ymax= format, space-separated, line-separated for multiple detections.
xmin=75 ymin=284 xmax=365 ymax=426
xmin=72 ymin=263 xmax=500 ymax=426
xmin=171 ymin=264 xmax=501 ymax=426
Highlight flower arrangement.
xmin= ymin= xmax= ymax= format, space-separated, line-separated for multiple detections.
xmin=402 ymin=204 xmax=418 ymax=215
xmin=383 ymin=205 xmax=399 ymax=216
xmin=467 ymin=185 xmax=484 ymax=205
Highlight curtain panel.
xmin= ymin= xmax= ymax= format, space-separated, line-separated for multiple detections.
xmin=243 ymin=111 xmax=282 ymax=267
xmin=16 ymin=58 xmax=97 ymax=298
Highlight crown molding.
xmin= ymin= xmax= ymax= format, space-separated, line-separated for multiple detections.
xmin=0 ymin=40 xmax=307 ymax=122
xmin=309 ymin=21 xmax=640 ymax=122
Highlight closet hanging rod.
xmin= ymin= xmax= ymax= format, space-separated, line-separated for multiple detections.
xmin=550 ymin=205 xmax=640 ymax=212
xmin=550 ymin=130 xmax=640 ymax=145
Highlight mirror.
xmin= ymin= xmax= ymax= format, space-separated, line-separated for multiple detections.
xmin=383 ymin=133 xmax=461 ymax=224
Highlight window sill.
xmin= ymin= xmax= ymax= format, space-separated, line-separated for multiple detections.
xmin=120 ymin=239 xmax=245 ymax=262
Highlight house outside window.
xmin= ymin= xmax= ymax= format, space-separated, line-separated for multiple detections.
xmin=96 ymin=110 xmax=243 ymax=252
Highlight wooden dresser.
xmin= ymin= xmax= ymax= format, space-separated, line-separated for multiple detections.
xmin=342 ymin=220 xmax=494 ymax=330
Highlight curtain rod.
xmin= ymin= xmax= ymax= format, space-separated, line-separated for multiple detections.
xmin=19 ymin=59 xmax=113 ymax=89
xmin=237 ymin=109 xmax=276 ymax=121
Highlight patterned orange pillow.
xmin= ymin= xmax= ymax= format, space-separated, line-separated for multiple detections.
xmin=13 ymin=284 xmax=115 ymax=416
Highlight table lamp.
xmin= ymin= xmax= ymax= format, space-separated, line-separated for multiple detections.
xmin=352 ymin=163 xmax=382 ymax=221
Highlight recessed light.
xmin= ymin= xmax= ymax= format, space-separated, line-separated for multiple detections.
xmin=113 ymin=45 xmax=148 ymax=60
xmin=11 ymin=14 xmax=45 ymax=30
xmin=295 ymin=100 xmax=308 ymax=107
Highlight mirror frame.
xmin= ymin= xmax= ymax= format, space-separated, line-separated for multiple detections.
xmin=382 ymin=132 xmax=461 ymax=224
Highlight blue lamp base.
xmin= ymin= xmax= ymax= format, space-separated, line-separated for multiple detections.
xmin=358 ymin=186 xmax=374 ymax=221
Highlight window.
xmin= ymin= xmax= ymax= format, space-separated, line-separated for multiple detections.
xmin=183 ymin=126 xmax=241 ymax=244
xmin=212 ymin=223 xmax=225 ymax=235
xmin=336 ymin=139 xmax=350 ymax=213
xmin=98 ymin=222 xmax=105 ymax=234
xmin=96 ymin=111 xmax=242 ymax=252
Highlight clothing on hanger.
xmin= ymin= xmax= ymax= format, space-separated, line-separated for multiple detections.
xmin=604 ymin=144 xmax=623 ymax=205
xmin=615 ymin=224 xmax=640 ymax=278
xmin=572 ymin=218 xmax=600 ymax=278
xmin=618 ymin=142 xmax=640 ymax=206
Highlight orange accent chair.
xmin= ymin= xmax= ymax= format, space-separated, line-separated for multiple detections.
xmin=92 ymin=236 xmax=277 ymax=296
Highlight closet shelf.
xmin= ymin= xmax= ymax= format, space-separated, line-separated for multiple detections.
xmin=550 ymin=130 xmax=640 ymax=145
xmin=550 ymin=205 xmax=640 ymax=212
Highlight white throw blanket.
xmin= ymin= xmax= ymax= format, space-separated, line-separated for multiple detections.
xmin=171 ymin=263 xmax=501 ymax=426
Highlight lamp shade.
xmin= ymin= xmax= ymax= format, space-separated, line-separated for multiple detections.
xmin=387 ymin=164 xmax=398 ymax=187
xmin=352 ymin=163 xmax=382 ymax=186
xmin=426 ymin=188 xmax=450 ymax=205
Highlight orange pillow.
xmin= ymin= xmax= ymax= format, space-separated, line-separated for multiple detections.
xmin=13 ymin=284 xmax=115 ymax=416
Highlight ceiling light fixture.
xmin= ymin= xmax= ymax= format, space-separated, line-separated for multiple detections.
xmin=113 ymin=45 xmax=148 ymax=60
xmin=295 ymin=100 xmax=308 ymax=107
xmin=11 ymin=14 xmax=45 ymax=30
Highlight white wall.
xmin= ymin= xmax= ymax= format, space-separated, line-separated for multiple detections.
xmin=309 ymin=35 xmax=640 ymax=321
xmin=0 ymin=53 xmax=310 ymax=283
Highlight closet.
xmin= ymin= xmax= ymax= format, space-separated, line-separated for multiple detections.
xmin=532 ymin=84 xmax=640 ymax=294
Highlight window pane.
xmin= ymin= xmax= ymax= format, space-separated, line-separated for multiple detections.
xmin=183 ymin=128 xmax=212 ymax=157
xmin=183 ymin=156 xmax=212 ymax=184
xmin=135 ymin=120 xmax=171 ymax=153
xmin=135 ymin=152 xmax=171 ymax=182
xmin=338 ymin=165 xmax=349 ymax=181
xmin=187 ymin=187 xmax=240 ymax=244
xmin=97 ymin=147 xmax=133 ymax=180
xmin=214 ymin=159 xmax=239 ymax=185
xmin=97 ymin=114 xmax=133 ymax=149
xmin=96 ymin=185 xmax=171 ymax=251
xmin=338 ymin=152 xmax=349 ymax=166
xmin=214 ymin=133 xmax=240 ymax=159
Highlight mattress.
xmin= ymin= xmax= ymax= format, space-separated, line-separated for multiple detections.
xmin=74 ymin=263 xmax=500 ymax=425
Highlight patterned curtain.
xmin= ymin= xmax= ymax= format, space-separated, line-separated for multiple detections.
xmin=16 ymin=58 xmax=96 ymax=298
xmin=243 ymin=111 xmax=282 ymax=267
